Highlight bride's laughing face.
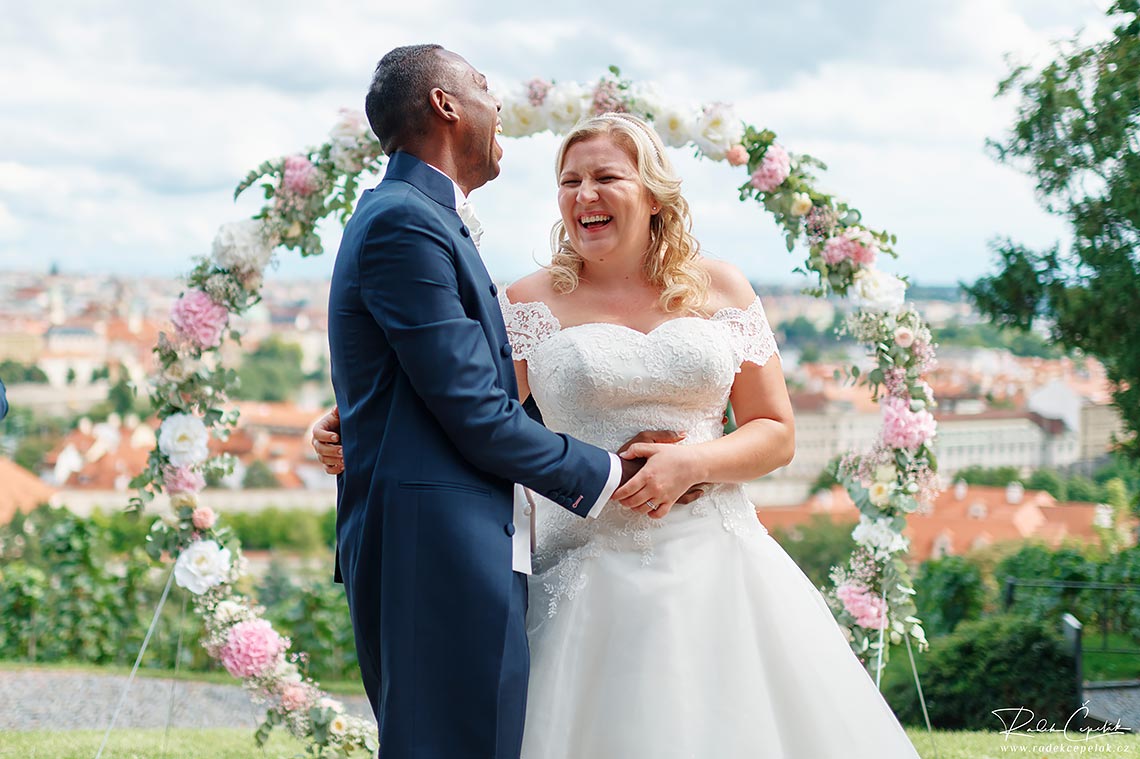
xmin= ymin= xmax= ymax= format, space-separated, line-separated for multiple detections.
xmin=557 ymin=135 xmax=657 ymax=266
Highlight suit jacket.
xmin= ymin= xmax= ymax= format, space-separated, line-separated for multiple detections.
xmin=327 ymin=151 xmax=613 ymax=757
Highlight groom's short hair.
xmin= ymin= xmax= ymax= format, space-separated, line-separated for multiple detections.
xmin=366 ymin=44 xmax=449 ymax=155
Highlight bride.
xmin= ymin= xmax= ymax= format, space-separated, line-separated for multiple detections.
xmin=315 ymin=112 xmax=919 ymax=757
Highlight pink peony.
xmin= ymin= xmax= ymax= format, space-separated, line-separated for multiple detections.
xmin=280 ymin=682 xmax=312 ymax=712
xmin=821 ymin=230 xmax=877 ymax=266
xmin=836 ymin=582 xmax=888 ymax=629
xmin=171 ymin=290 xmax=229 ymax=349
xmin=748 ymin=143 xmax=790 ymax=192
xmin=219 ymin=619 xmax=285 ymax=679
xmin=725 ymin=144 xmax=749 ymax=167
xmin=282 ymin=155 xmax=320 ymax=197
xmin=881 ymin=396 xmax=937 ymax=451
xmin=165 ymin=465 xmax=206 ymax=495
xmin=191 ymin=506 xmax=217 ymax=530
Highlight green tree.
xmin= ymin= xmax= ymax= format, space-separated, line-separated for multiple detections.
xmin=234 ymin=337 xmax=306 ymax=402
xmin=915 ymin=556 xmax=987 ymax=636
xmin=769 ymin=514 xmax=856 ymax=587
xmin=242 ymin=460 xmax=281 ymax=489
xmin=1027 ymin=469 xmax=1067 ymax=500
xmin=967 ymin=3 xmax=1140 ymax=465
xmin=107 ymin=376 xmax=136 ymax=417
xmin=0 ymin=360 xmax=48 ymax=383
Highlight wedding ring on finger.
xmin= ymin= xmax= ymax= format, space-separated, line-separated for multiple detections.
xmin=645 ymin=500 xmax=657 ymax=511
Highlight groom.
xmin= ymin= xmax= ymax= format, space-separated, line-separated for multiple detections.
xmin=328 ymin=45 xmax=639 ymax=759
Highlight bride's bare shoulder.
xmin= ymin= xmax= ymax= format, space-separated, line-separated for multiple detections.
xmin=505 ymin=270 xmax=559 ymax=305
xmin=698 ymin=258 xmax=759 ymax=312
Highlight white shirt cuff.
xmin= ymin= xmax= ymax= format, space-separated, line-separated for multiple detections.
xmin=587 ymin=453 xmax=623 ymax=518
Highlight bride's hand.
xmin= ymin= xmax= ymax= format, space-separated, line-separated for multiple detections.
xmin=613 ymin=443 xmax=707 ymax=519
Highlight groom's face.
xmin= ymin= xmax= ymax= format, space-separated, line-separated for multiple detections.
xmin=439 ymin=52 xmax=503 ymax=192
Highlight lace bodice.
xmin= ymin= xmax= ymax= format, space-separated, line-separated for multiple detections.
xmin=498 ymin=292 xmax=780 ymax=616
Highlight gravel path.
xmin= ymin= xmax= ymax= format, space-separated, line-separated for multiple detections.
xmin=0 ymin=670 xmax=375 ymax=732
xmin=1085 ymin=682 xmax=1140 ymax=732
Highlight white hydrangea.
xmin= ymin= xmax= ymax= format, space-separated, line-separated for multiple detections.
xmin=498 ymin=90 xmax=546 ymax=137
xmin=212 ymin=219 xmax=274 ymax=276
xmin=851 ymin=268 xmax=907 ymax=313
xmin=158 ymin=413 xmax=210 ymax=468
xmin=174 ymin=540 xmax=232 ymax=595
xmin=212 ymin=599 xmax=248 ymax=626
xmin=543 ymin=82 xmax=591 ymax=134
xmin=851 ymin=515 xmax=909 ymax=560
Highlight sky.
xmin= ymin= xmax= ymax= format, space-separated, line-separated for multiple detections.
xmin=0 ymin=0 xmax=1118 ymax=288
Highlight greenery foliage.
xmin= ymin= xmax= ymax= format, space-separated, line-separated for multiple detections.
xmin=968 ymin=2 xmax=1140 ymax=464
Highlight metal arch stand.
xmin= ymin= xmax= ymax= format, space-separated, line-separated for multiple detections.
xmin=94 ymin=565 xmax=176 ymax=759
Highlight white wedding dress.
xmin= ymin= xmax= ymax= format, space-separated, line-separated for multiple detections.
xmin=499 ymin=293 xmax=920 ymax=759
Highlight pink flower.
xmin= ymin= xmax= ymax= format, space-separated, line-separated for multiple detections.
xmin=725 ymin=144 xmax=749 ymax=167
xmin=282 ymin=155 xmax=320 ymax=197
xmin=821 ymin=228 xmax=878 ymax=266
xmin=526 ymin=78 xmax=552 ymax=107
xmin=191 ymin=506 xmax=217 ymax=530
xmin=280 ymin=682 xmax=312 ymax=712
xmin=836 ymin=582 xmax=888 ymax=629
xmin=171 ymin=290 xmax=229 ymax=349
xmin=748 ymin=143 xmax=790 ymax=192
xmin=165 ymin=465 xmax=206 ymax=495
xmin=881 ymin=396 xmax=937 ymax=451
xmin=219 ymin=619 xmax=285 ymax=679
xmin=893 ymin=326 xmax=915 ymax=348
xmin=592 ymin=80 xmax=627 ymax=115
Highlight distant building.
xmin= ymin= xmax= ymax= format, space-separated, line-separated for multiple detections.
xmin=756 ymin=483 xmax=1132 ymax=563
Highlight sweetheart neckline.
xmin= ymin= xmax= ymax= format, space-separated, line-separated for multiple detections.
xmin=500 ymin=294 xmax=762 ymax=338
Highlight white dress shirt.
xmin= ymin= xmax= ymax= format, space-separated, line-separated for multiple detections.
xmin=421 ymin=162 xmax=623 ymax=573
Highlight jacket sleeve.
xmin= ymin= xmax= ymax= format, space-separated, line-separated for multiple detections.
xmin=357 ymin=201 xmax=611 ymax=515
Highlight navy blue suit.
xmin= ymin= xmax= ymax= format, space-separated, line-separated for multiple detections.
xmin=328 ymin=152 xmax=613 ymax=759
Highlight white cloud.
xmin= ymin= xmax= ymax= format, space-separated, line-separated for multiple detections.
xmin=0 ymin=0 xmax=1115 ymax=286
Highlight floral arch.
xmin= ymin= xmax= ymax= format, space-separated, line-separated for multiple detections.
xmin=129 ymin=68 xmax=938 ymax=755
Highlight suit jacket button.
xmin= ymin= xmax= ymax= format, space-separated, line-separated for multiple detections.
xmin=523 ymin=505 xmax=533 ymax=517
xmin=460 ymin=227 xmax=470 ymax=237
xmin=489 ymin=283 xmax=498 ymax=296
xmin=505 ymin=523 xmax=516 ymax=536
xmin=501 ymin=342 xmax=512 ymax=357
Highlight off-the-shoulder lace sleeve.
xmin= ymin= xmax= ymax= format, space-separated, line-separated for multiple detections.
xmin=712 ymin=296 xmax=779 ymax=370
xmin=497 ymin=291 xmax=561 ymax=361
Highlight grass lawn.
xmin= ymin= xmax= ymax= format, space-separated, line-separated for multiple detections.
xmin=1083 ymin=630 xmax=1140 ymax=682
xmin=3 ymin=728 xmax=1138 ymax=758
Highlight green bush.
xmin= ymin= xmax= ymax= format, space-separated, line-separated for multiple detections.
xmin=882 ymin=614 xmax=1077 ymax=729
xmin=915 ymin=556 xmax=986 ymax=636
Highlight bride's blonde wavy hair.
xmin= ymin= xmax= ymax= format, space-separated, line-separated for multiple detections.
xmin=548 ymin=113 xmax=710 ymax=314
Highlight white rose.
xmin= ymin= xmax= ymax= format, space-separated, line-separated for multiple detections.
xmin=170 ymin=492 xmax=198 ymax=510
xmin=851 ymin=269 xmax=907 ymax=313
xmin=499 ymin=92 xmax=545 ymax=137
xmin=159 ymin=413 xmax=210 ymax=468
xmin=893 ymin=326 xmax=915 ymax=348
xmin=543 ymin=82 xmax=590 ymax=134
xmin=625 ymin=81 xmax=665 ymax=121
xmin=790 ymin=192 xmax=813 ymax=216
xmin=319 ymin=697 xmax=344 ymax=714
xmin=868 ymin=481 xmax=894 ymax=508
xmin=174 ymin=539 xmax=232 ymax=595
xmin=162 ymin=356 xmax=201 ymax=383
xmin=212 ymin=220 xmax=273 ymax=276
xmin=654 ymin=104 xmax=698 ymax=149
xmin=329 ymin=714 xmax=349 ymax=736
xmin=693 ymin=103 xmax=742 ymax=161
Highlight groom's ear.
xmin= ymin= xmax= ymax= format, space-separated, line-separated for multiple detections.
xmin=429 ymin=88 xmax=460 ymax=123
